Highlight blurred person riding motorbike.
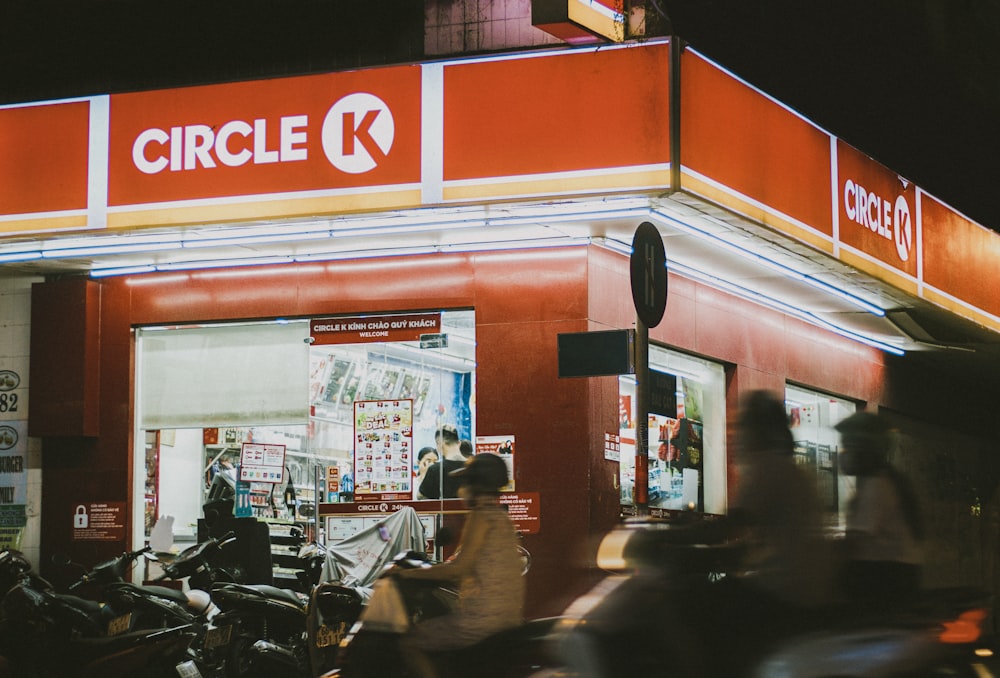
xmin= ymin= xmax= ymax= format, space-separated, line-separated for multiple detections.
xmin=835 ymin=410 xmax=924 ymax=605
xmin=392 ymin=451 xmax=524 ymax=678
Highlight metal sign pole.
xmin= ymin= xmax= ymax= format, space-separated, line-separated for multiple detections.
xmin=634 ymin=316 xmax=649 ymax=515
xmin=629 ymin=221 xmax=667 ymax=519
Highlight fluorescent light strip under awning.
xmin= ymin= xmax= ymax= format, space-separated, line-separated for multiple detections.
xmin=89 ymin=237 xmax=592 ymax=277
xmin=664 ymin=259 xmax=905 ymax=356
xmin=649 ymin=209 xmax=886 ymax=317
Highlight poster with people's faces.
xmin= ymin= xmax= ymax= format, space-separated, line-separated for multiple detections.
xmin=474 ymin=435 xmax=515 ymax=492
xmin=353 ymin=400 xmax=413 ymax=502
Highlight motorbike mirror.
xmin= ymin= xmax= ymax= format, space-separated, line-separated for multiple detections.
xmin=142 ymin=551 xmax=160 ymax=563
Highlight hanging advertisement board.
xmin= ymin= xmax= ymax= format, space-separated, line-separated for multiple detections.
xmin=353 ymin=399 xmax=414 ymax=502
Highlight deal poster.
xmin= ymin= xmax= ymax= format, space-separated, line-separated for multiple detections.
xmin=354 ymin=399 xmax=413 ymax=502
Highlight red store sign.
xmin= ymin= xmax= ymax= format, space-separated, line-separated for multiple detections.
xmin=310 ymin=313 xmax=442 ymax=345
xmin=107 ymin=65 xmax=422 ymax=210
xmin=837 ymin=140 xmax=918 ymax=279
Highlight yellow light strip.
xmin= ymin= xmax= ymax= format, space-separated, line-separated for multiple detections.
xmin=106 ymin=190 xmax=424 ymax=230
xmin=443 ymin=167 xmax=670 ymax=202
xmin=679 ymin=169 xmax=834 ymax=254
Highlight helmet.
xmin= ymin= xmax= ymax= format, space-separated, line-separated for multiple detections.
xmin=835 ymin=411 xmax=891 ymax=474
xmin=835 ymin=412 xmax=891 ymax=453
xmin=450 ymin=453 xmax=508 ymax=494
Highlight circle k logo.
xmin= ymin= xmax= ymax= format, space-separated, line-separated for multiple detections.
xmin=130 ymin=91 xmax=396 ymax=177
xmin=843 ymin=179 xmax=913 ymax=263
xmin=322 ymin=93 xmax=395 ymax=174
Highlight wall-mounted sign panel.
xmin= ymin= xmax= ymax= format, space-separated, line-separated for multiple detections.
xmin=921 ymin=193 xmax=1000 ymax=325
xmin=532 ymin=0 xmax=625 ymax=44
xmin=1 ymin=42 xmax=1000 ymax=336
xmin=311 ymin=313 xmax=442 ymax=346
xmin=557 ymin=329 xmax=635 ymax=378
xmin=680 ymin=50 xmax=834 ymax=251
xmin=441 ymin=42 xmax=671 ymax=202
xmin=0 ymin=101 xmax=91 ymax=233
xmin=106 ymin=66 xmax=423 ymax=228
xmin=836 ymin=140 xmax=918 ymax=288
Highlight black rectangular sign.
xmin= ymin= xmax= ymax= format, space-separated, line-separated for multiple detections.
xmin=557 ymin=329 xmax=635 ymax=378
xmin=648 ymin=369 xmax=678 ymax=417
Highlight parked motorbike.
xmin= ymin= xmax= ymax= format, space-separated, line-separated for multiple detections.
xmin=59 ymin=541 xmax=234 ymax=675
xmin=211 ymin=507 xmax=431 ymax=677
xmin=289 ymin=525 xmax=329 ymax=591
xmin=153 ymin=530 xmax=245 ymax=590
xmin=543 ymin=515 xmax=997 ymax=678
xmin=0 ymin=549 xmax=198 ymax=678
xmin=335 ymin=549 xmax=557 ymax=678
xmin=63 ymin=545 xmax=218 ymax=624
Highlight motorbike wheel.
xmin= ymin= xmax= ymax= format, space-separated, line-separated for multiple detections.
xmin=226 ymin=633 xmax=258 ymax=678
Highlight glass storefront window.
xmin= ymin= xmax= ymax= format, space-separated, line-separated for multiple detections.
xmin=307 ymin=310 xmax=476 ymax=505
xmin=784 ymin=384 xmax=856 ymax=531
xmin=619 ymin=346 xmax=727 ymax=515
xmin=133 ymin=310 xmax=475 ymax=547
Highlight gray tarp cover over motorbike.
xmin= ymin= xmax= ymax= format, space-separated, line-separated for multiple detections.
xmin=320 ymin=506 xmax=427 ymax=602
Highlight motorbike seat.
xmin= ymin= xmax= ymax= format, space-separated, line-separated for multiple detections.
xmin=52 ymin=592 xmax=106 ymax=618
xmin=315 ymin=584 xmax=365 ymax=618
xmin=214 ymin=582 xmax=305 ymax=608
xmin=110 ymin=581 xmax=191 ymax=607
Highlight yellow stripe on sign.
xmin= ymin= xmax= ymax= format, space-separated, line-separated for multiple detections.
xmin=921 ymin=286 xmax=1000 ymax=335
xmin=838 ymin=249 xmax=920 ymax=297
xmin=442 ymin=168 xmax=671 ymax=202
xmin=679 ymin=171 xmax=835 ymax=255
xmin=107 ymin=189 xmax=424 ymax=230
xmin=0 ymin=214 xmax=90 ymax=235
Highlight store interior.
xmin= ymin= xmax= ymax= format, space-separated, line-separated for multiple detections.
xmin=135 ymin=310 xmax=476 ymax=550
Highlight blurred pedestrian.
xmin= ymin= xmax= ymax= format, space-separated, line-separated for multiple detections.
xmin=396 ymin=453 xmax=524 ymax=678
xmin=729 ymin=390 xmax=833 ymax=606
xmin=835 ymin=411 xmax=923 ymax=603
xmin=689 ymin=390 xmax=833 ymax=677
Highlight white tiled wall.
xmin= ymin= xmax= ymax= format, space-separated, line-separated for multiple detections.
xmin=425 ymin=0 xmax=563 ymax=55
xmin=0 ymin=275 xmax=42 ymax=567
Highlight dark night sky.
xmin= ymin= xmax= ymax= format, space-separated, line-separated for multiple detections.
xmin=658 ymin=0 xmax=1000 ymax=233
xmin=1 ymin=1 xmax=999 ymax=233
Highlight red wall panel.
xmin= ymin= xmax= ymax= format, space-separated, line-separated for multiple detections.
xmin=28 ymin=278 xmax=101 ymax=436
xmin=36 ymin=244 xmax=897 ymax=616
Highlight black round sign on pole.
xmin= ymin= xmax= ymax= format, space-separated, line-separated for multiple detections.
xmin=630 ymin=221 xmax=667 ymax=328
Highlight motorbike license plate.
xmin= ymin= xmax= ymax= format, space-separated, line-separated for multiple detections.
xmin=315 ymin=621 xmax=347 ymax=648
xmin=174 ymin=660 xmax=203 ymax=678
xmin=203 ymin=624 xmax=232 ymax=650
xmin=107 ymin=612 xmax=131 ymax=636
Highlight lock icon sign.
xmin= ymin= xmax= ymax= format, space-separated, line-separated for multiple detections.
xmin=74 ymin=505 xmax=89 ymax=529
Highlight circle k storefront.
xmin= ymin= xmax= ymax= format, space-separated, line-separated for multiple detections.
xmin=5 ymin=39 xmax=1000 ymax=618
